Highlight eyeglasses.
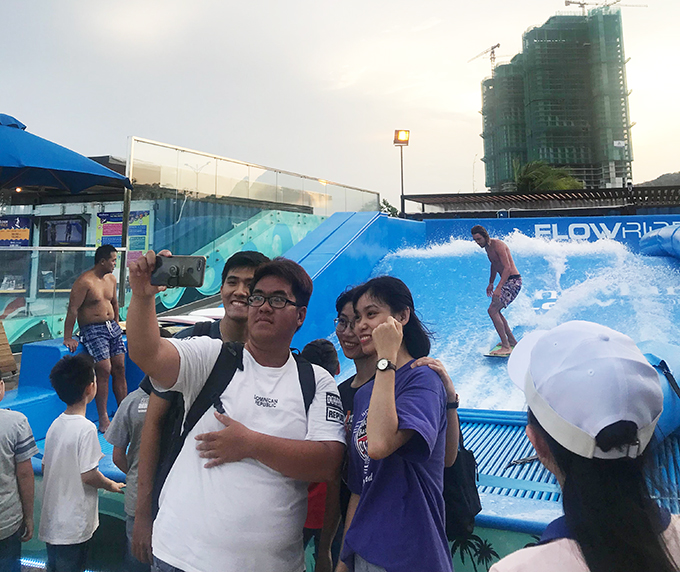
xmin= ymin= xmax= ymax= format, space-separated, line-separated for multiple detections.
xmin=247 ymin=294 xmax=299 ymax=309
xmin=334 ymin=317 xmax=354 ymax=332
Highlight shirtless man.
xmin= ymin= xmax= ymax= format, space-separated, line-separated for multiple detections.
xmin=471 ymin=225 xmax=522 ymax=357
xmin=63 ymin=244 xmax=126 ymax=432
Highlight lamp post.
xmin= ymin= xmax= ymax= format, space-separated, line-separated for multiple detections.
xmin=394 ymin=130 xmax=409 ymax=216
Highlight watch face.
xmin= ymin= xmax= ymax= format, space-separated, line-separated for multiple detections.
xmin=377 ymin=358 xmax=388 ymax=370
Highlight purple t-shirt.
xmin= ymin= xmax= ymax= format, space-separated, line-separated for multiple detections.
xmin=341 ymin=361 xmax=452 ymax=572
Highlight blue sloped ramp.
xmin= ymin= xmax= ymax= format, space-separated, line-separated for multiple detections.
xmin=287 ymin=212 xmax=425 ymax=346
xmin=640 ymin=225 xmax=680 ymax=259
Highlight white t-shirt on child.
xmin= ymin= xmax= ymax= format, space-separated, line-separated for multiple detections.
xmin=151 ymin=338 xmax=346 ymax=572
xmin=39 ymin=413 xmax=104 ymax=545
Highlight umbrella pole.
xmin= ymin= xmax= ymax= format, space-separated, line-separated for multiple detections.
xmin=118 ymin=186 xmax=132 ymax=310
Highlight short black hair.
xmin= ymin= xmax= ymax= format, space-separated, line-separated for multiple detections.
xmin=352 ymin=276 xmax=432 ymax=359
xmin=250 ymin=258 xmax=313 ymax=308
xmin=221 ymin=251 xmax=270 ymax=286
xmin=95 ymin=244 xmax=117 ymax=264
xmin=50 ymin=354 xmax=95 ymax=405
xmin=470 ymin=225 xmax=489 ymax=242
xmin=301 ymin=339 xmax=339 ymax=376
xmin=336 ymin=286 xmax=360 ymax=315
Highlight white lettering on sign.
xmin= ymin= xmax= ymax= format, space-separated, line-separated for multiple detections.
xmin=532 ymin=220 xmax=679 ymax=243
xmin=568 ymin=223 xmax=590 ymax=240
xmin=552 ymin=224 xmax=569 ymax=240
xmin=622 ymin=222 xmax=642 ymax=238
xmin=535 ymin=224 xmax=552 ymax=238
xmin=589 ymin=223 xmax=622 ymax=240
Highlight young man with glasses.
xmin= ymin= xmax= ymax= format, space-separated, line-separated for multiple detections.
xmin=130 ymin=251 xmax=269 ymax=568
xmin=127 ymin=253 xmax=345 ymax=572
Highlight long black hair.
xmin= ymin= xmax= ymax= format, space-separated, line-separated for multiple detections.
xmin=528 ymin=410 xmax=677 ymax=572
xmin=352 ymin=276 xmax=432 ymax=359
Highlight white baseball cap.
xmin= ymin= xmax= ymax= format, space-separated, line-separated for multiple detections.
xmin=508 ymin=321 xmax=663 ymax=459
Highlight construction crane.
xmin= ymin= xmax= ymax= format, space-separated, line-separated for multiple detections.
xmin=564 ymin=0 xmax=648 ymax=16
xmin=468 ymin=43 xmax=501 ymax=74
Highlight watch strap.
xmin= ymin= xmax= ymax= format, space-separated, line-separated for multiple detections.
xmin=376 ymin=358 xmax=397 ymax=372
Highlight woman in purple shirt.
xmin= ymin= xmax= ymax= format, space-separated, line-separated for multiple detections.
xmin=338 ymin=276 xmax=454 ymax=572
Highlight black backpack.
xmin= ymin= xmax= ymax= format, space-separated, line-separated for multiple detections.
xmin=151 ymin=341 xmax=316 ymax=515
xmin=443 ymin=417 xmax=482 ymax=540
xmin=190 ymin=320 xmax=214 ymax=337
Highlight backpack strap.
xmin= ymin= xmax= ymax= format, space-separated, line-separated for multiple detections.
xmin=191 ymin=320 xmax=215 ymax=338
xmin=154 ymin=341 xmax=244 ymax=505
xmin=180 ymin=341 xmax=244 ymax=439
xmin=292 ymin=353 xmax=316 ymax=414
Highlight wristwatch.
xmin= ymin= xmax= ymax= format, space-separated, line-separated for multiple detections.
xmin=376 ymin=358 xmax=397 ymax=373
xmin=446 ymin=394 xmax=460 ymax=410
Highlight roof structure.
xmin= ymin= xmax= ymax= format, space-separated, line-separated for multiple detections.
xmin=404 ymin=185 xmax=680 ymax=218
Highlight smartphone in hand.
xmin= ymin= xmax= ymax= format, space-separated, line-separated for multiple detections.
xmin=150 ymin=255 xmax=206 ymax=288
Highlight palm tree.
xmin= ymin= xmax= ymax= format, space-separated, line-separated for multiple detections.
xmin=474 ymin=538 xmax=500 ymax=571
xmin=513 ymin=160 xmax=583 ymax=193
xmin=451 ymin=534 xmax=482 ymax=572
xmin=380 ymin=199 xmax=400 ymax=217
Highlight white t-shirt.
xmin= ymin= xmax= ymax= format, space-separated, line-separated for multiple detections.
xmin=39 ymin=413 xmax=103 ymax=545
xmin=490 ymin=515 xmax=680 ymax=572
xmin=151 ymin=338 xmax=346 ymax=572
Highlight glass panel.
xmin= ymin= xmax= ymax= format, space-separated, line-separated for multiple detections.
xmin=0 ymin=250 xmax=30 ymax=294
xmin=327 ymin=184 xmax=347 ymax=213
xmin=216 ymin=160 xmax=249 ymax=198
xmin=0 ymin=248 xmax=98 ymax=351
xmin=361 ymin=190 xmax=380 ymax=211
xmin=345 ymin=188 xmax=367 ymax=212
xmin=248 ymin=167 xmax=278 ymax=203
xmin=130 ymin=141 xmax=178 ymax=190
xmin=178 ymin=151 xmax=216 ymax=198
xmin=303 ymin=180 xmax=329 ymax=215
xmin=278 ymin=173 xmax=306 ymax=207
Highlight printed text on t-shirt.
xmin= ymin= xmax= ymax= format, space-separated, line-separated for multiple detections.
xmin=254 ymin=395 xmax=278 ymax=408
xmin=326 ymin=393 xmax=344 ymax=423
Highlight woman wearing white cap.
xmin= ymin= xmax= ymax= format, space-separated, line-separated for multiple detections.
xmin=491 ymin=320 xmax=680 ymax=572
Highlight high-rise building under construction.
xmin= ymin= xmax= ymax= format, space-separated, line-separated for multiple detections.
xmin=482 ymin=7 xmax=632 ymax=191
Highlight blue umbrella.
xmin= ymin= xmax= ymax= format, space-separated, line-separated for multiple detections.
xmin=0 ymin=114 xmax=131 ymax=192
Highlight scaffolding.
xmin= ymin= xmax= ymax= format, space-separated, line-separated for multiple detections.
xmin=481 ymin=7 xmax=633 ymax=191
xmin=482 ymin=57 xmax=527 ymax=191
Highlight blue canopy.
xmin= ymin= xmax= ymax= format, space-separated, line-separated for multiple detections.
xmin=0 ymin=114 xmax=132 ymax=193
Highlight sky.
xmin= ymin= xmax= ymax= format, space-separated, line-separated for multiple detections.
xmin=3 ymin=0 xmax=678 ymax=209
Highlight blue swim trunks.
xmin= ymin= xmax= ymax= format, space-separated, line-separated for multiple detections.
xmin=79 ymin=321 xmax=125 ymax=363
xmin=500 ymin=275 xmax=522 ymax=308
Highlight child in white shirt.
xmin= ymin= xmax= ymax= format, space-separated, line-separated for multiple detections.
xmin=39 ymin=354 xmax=124 ymax=572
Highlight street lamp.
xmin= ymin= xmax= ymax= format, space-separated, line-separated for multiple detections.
xmin=394 ymin=130 xmax=409 ymax=216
